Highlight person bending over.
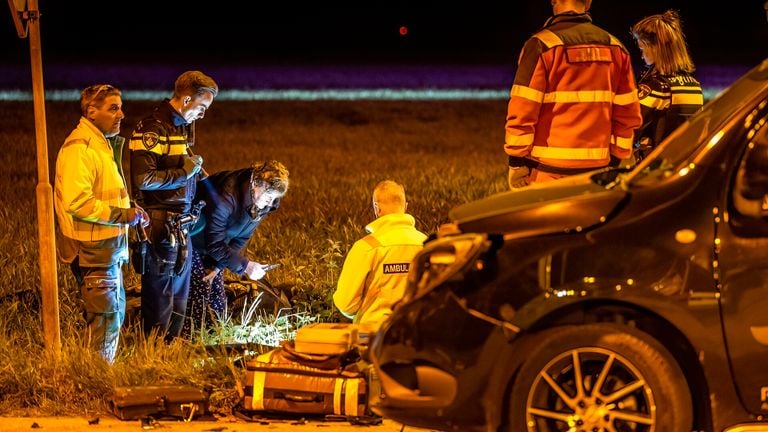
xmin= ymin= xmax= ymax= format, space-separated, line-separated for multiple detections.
xmin=182 ymin=161 xmax=289 ymax=339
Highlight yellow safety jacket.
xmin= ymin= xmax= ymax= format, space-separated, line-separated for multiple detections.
xmin=333 ymin=213 xmax=427 ymax=329
xmin=54 ymin=118 xmax=130 ymax=265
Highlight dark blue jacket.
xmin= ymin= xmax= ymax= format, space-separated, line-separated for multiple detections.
xmin=190 ymin=168 xmax=278 ymax=274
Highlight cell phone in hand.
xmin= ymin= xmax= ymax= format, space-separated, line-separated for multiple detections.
xmin=262 ymin=263 xmax=280 ymax=272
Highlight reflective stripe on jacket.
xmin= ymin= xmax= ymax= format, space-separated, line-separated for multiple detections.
xmin=333 ymin=213 xmax=427 ymax=329
xmin=129 ymin=101 xmax=196 ymax=213
xmin=505 ymin=12 xmax=642 ymax=169
xmin=636 ymin=68 xmax=703 ymax=149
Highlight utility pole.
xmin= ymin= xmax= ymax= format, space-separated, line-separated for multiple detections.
xmin=7 ymin=0 xmax=60 ymax=356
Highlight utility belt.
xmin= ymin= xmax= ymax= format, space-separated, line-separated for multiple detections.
xmin=147 ymin=209 xmax=192 ymax=225
xmin=520 ymin=158 xmax=603 ymax=176
xmin=147 ymin=209 xmax=198 ymax=246
xmin=131 ymin=201 xmax=206 ymax=276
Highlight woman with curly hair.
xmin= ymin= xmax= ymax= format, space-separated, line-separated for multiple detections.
xmin=181 ymin=161 xmax=289 ymax=339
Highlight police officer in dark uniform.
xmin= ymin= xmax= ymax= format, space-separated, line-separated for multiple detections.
xmin=631 ymin=10 xmax=703 ymax=161
xmin=129 ymin=70 xmax=218 ymax=341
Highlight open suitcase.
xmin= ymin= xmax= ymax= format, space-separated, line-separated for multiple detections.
xmin=243 ymin=344 xmax=368 ymax=417
xmin=109 ymin=385 xmax=209 ymax=421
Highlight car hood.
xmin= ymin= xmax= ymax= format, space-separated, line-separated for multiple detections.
xmin=450 ymin=172 xmax=628 ymax=236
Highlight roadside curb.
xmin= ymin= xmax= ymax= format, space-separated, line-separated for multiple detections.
xmin=0 ymin=414 xmax=433 ymax=431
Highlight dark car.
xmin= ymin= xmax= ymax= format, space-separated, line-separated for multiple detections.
xmin=370 ymin=59 xmax=768 ymax=432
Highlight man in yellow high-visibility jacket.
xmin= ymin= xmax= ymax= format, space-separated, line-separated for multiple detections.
xmin=54 ymin=84 xmax=148 ymax=363
xmin=333 ymin=180 xmax=427 ymax=330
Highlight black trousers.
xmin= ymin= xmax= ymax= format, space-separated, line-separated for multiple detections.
xmin=140 ymin=226 xmax=192 ymax=343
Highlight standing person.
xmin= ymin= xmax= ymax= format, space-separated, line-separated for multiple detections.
xmin=631 ymin=10 xmax=703 ymax=162
xmin=333 ymin=180 xmax=427 ymax=331
xmin=129 ymin=70 xmax=218 ymax=342
xmin=54 ymin=84 xmax=148 ymax=363
xmin=505 ymin=0 xmax=643 ymax=188
xmin=182 ymin=161 xmax=290 ymax=339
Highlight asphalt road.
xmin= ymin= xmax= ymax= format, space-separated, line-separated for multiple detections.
xmin=0 ymin=414 xmax=440 ymax=432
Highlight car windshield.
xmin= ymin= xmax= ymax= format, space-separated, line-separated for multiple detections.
xmin=620 ymin=59 xmax=768 ymax=187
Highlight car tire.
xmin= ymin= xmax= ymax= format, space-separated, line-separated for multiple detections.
xmin=507 ymin=323 xmax=692 ymax=432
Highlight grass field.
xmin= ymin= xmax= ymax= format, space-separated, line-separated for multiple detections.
xmin=0 ymin=99 xmax=508 ymax=415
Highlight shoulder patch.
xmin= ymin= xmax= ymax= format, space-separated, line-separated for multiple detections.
xmin=383 ymin=263 xmax=410 ymax=274
xmin=141 ymin=132 xmax=159 ymax=150
xmin=637 ymin=84 xmax=652 ymax=99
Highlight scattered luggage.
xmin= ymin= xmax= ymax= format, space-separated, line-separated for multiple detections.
xmin=235 ymin=322 xmax=383 ymax=425
xmin=109 ymin=384 xmax=209 ymax=421
xmin=243 ymin=342 xmax=368 ymax=417
xmin=294 ymin=322 xmax=360 ymax=355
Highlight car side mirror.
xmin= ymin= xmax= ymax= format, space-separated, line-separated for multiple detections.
xmin=765 ymin=0 xmax=768 ymax=23
xmin=734 ymin=141 xmax=768 ymax=218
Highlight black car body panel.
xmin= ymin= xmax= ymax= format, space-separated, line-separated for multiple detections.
xmin=371 ymin=59 xmax=768 ymax=432
xmin=449 ymin=180 xmax=626 ymax=236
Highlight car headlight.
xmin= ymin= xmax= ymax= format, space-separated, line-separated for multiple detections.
xmin=403 ymin=233 xmax=491 ymax=302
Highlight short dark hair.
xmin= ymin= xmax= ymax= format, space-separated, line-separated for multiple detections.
xmin=80 ymin=84 xmax=121 ymax=116
xmin=173 ymin=70 xmax=218 ymax=99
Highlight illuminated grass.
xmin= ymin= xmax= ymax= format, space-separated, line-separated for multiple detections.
xmin=0 ymin=99 xmax=509 ymax=416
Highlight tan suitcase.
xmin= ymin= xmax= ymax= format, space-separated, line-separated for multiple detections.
xmin=243 ymin=347 xmax=367 ymax=416
xmin=294 ymin=323 xmax=358 ymax=355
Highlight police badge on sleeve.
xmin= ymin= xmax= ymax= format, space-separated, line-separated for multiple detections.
xmin=637 ymin=84 xmax=652 ymax=100
xmin=141 ymin=132 xmax=159 ymax=150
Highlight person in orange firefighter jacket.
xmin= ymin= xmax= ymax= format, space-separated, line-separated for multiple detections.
xmin=505 ymin=0 xmax=642 ymax=188
xmin=129 ymin=71 xmax=218 ymax=342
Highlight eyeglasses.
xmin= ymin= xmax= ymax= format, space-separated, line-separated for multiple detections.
xmin=82 ymin=84 xmax=117 ymax=108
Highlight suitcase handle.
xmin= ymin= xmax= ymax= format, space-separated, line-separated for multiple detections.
xmin=282 ymin=393 xmax=322 ymax=403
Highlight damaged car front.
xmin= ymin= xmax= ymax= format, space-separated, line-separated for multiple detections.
xmin=369 ymin=177 xmax=631 ymax=432
xmin=370 ymin=59 xmax=768 ymax=432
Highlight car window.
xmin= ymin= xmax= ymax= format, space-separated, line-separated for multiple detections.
xmin=729 ymin=112 xmax=768 ymax=236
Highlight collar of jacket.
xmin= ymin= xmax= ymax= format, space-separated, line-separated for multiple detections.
xmin=77 ymin=117 xmax=112 ymax=150
xmin=154 ymin=99 xmax=188 ymax=127
xmin=365 ymin=213 xmax=417 ymax=235
xmin=110 ymin=135 xmax=126 ymax=179
xmin=543 ymin=11 xmax=591 ymax=28
xmin=639 ymin=65 xmax=660 ymax=82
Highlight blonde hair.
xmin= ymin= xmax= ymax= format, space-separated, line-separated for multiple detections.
xmin=632 ymin=10 xmax=695 ymax=75
xmin=373 ymin=180 xmax=406 ymax=215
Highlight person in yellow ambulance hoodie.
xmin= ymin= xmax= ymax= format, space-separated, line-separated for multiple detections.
xmin=333 ymin=180 xmax=427 ymax=330
xmin=54 ymin=84 xmax=148 ymax=363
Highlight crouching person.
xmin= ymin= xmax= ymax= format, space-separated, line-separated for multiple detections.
xmin=333 ymin=180 xmax=427 ymax=331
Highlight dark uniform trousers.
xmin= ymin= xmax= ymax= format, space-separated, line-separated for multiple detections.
xmin=141 ymin=212 xmax=192 ymax=342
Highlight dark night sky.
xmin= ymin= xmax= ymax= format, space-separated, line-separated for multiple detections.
xmin=2 ymin=1 xmax=767 ymax=67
